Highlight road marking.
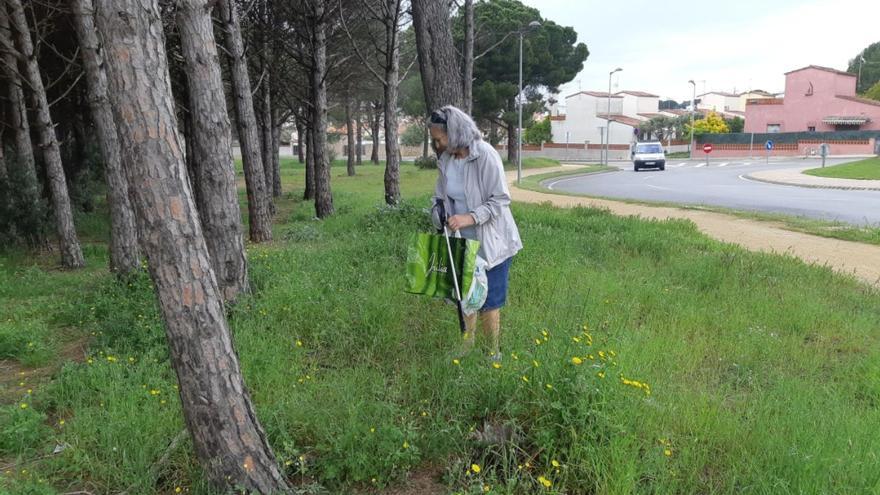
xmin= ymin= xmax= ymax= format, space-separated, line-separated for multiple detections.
xmin=742 ymin=162 xmax=751 ymax=166
xmin=545 ymin=174 xmax=601 ymax=190
xmin=718 ymin=162 xmax=730 ymax=167
xmin=694 ymin=163 xmax=706 ymax=168
xmin=674 ymin=162 xmax=688 ymax=167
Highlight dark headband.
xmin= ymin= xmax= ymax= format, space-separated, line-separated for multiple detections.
xmin=429 ymin=110 xmax=447 ymax=125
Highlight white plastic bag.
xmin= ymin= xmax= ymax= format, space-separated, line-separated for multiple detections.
xmin=461 ymin=255 xmax=488 ymax=315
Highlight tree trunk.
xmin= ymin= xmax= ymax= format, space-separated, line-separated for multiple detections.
xmin=383 ymin=1 xmax=401 ymax=205
xmin=93 ymin=1 xmax=290 ymax=492
xmin=345 ymin=96 xmax=355 ymax=176
xmin=370 ymin=101 xmax=380 ymax=164
xmin=9 ymin=0 xmax=85 ymax=268
xmin=216 ymin=0 xmax=273 ymax=242
xmin=355 ymin=103 xmax=363 ymax=166
xmin=422 ymin=126 xmax=429 ymax=158
xmin=304 ymin=125 xmax=315 ymax=200
xmin=507 ymin=122 xmax=518 ymax=165
xmin=295 ymin=117 xmax=305 ymax=164
xmin=183 ymin=109 xmax=202 ymax=208
xmin=463 ymin=0 xmax=474 ymax=114
xmin=0 ymin=5 xmax=42 ymax=247
xmin=411 ymin=0 xmax=463 ymax=113
xmin=311 ymin=0 xmax=333 ymax=218
xmin=271 ymin=120 xmax=281 ymax=197
xmin=72 ymin=0 xmax=140 ymax=277
xmin=259 ymin=73 xmax=275 ymax=204
xmin=177 ymin=0 xmax=249 ymax=302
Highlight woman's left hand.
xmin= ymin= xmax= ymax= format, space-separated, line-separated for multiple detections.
xmin=447 ymin=214 xmax=476 ymax=232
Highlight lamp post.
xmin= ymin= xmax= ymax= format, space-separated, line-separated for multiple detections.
xmin=605 ymin=67 xmax=622 ymax=165
xmin=517 ymin=20 xmax=542 ymax=185
xmin=688 ymin=79 xmax=696 ymax=159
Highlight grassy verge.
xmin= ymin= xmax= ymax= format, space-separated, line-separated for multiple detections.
xmin=502 ymin=157 xmax=562 ymax=170
xmin=804 ymin=157 xmax=880 ymax=180
xmin=515 ymin=168 xmax=880 ymax=246
xmin=665 ymin=151 xmax=690 ymax=159
xmin=3 ymin=162 xmax=880 ymax=494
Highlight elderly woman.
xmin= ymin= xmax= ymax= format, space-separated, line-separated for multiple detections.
xmin=429 ymin=106 xmax=522 ymax=360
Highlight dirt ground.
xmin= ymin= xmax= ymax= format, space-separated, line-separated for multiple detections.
xmin=510 ymin=167 xmax=880 ymax=288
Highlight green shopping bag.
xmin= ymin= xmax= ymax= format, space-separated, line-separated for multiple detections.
xmin=404 ymin=233 xmax=479 ymax=299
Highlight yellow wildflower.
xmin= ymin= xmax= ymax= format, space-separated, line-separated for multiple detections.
xmin=533 ymin=360 xmax=540 ymax=368
xmin=541 ymin=330 xmax=548 ymax=337
xmin=534 ymin=338 xmax=541 ymax=345
xmin=402 ymin=441 xmax=409 ymax=449
xmin=551 ymin=460 xmax=560 ymax=467
xmin=471 ymin=463 xmax=481 ymax=473
xmin=572 ymin=336 xmax=581 ymax=343
xmin=598 ymin=372 xmax=606 ymax=379
xmin=370 ymin=427 xmax=375 ymax=433
xmin=545 ymin=384 xmax=554 ymax=390
xmin=453 ymin=359 xmax=460 ymax=365
xmin=20 ymin=403 xmax=27 ymax=409
xmin=521 ymin=375 xmax=529 ymax=383
xmin=571 ymin=357 xmax=583 ymax=365
xmin=664 ymin=449 xmax=672 ymax=457
xmin=175 ymin=488 xmax=182 ymax=493
xmin=492 ymin=362 xmax=501 ymax=369
xmin=538 ymin=475 xmax=552 ymax=488
xmin=296 ymin=340 xmax=303 ymax=347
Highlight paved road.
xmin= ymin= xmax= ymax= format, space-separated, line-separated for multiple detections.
xmin=545 ymin=158 xmax=880 ymax=226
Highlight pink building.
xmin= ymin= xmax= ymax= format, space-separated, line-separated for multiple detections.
xmin=745 ymin=65 xmax=880 ymax=133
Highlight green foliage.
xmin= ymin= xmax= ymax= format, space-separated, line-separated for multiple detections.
xmin=398 ymin=71 xmax=426 ymax=118
xmin=688 ymin=111 xmax=729 ymax=136
xmin=400 ymin=124 xmax=425 ymax=147
xmin=414 ymin=156 xmax=438 ymax=169
xmin=0 ymin=403 xmax=51 ymax=457
xmin=0 ymin=153 xmax=50 ymax=248
xmin=462 ymin=0 xmax=589 ymax=126
xmin=848 ymin=40 xmax=880 ymax=93
xmin=725 ymin=116 xmax=745 ymax=133
xmin=524 ymin=116 xmax=552 ymax=145
xmin=865 ymin=80 xmax=880 ymax=101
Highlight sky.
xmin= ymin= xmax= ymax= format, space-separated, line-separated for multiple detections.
xmin=519 ymin=0 xmax=879 ymax=102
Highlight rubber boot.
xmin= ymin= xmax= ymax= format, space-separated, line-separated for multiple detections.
xmin=480 ymin=309 xmax=501 ymax=361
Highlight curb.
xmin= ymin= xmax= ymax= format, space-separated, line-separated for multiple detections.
xmin=744 ymin=173 xmax=880 ymax=192
xmin=538 ymin=168 xmax=620 ymax=189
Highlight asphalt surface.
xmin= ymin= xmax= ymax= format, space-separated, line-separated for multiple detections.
xmin=544 ymin=158 xmax=880 ymax=226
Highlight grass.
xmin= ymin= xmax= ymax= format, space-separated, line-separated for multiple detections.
xmin=516 ymin=168 xmax=880 ymax=247
xmin=804 ymin=157 xmax=880 ymax=180
xmin=3 ymin=161 xmax=880 ymax=494
xmin=665 ymin=151 xmax=690 ymax=159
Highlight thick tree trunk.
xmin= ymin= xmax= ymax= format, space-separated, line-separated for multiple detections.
xmin=355 ymin=104 xmax=363 ymax=166
xmin=259 ymin=74 xmax=275 ymax=204
xmin=370 ymin=101 xmax=380 ymax=164
xmin=271 ymin=121 xmax=281 ymax=197
xmin=463 ymin=0 xmax=474 ymax=114
xmin=411 ymin=0 xmax=463 ymax=112
xmin=72 ymin=0 xmax=140 ymax=277
xmin=183 ymin=109 xmax=202 ymax=207
xmin=422 ymin=126 xmax=429 ymax=158
xmin=0 ymin=5 xmax=41 ymax=246
xmin=304 ymin=125 xmax=315 ymax=200
xmin=177 ymin=0 xmax=249 ymax=302
xmin=345 ymin=96 xmax=355 ymax=176
xmin=93 ymin=1 xmax=290 ymax=492
xmin=311 ymin=0 xmax=333 ymax=218
xmin=9 ymin=0 xmax=84 ymax=268
xmin=216 ymin=0 xmax=273 ymax=242
xmin=507 ymin=122 xmax=518 ymax=165
xmin=383 ymin=2 xmax=401 ymax=205
xmin=295 ymin=118 xmax=305 ymax=163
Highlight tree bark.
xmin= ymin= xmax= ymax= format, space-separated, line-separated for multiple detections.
xmin=463 ymin=0 xmax=474 ymax=114
xmin=9 ymin=0 xmax=85 ymax=268
xmin=259 ymin=73 xmax=275 ymax=204
xmin=216 ymin=0 xmax=273 ymax=242
xmin=422 ymin=126 xmax=429 ymax=158
xmin=295 ymin=117 xmax=305 ymax=164
xmin=370 ymin=101 xmax=380 ymax=164
xmin=183 ymin=108 xmax=202 ymax=208
xmin=177 ymin=0 xmax=250 ymax=302
xmin=93 ymin=1 xmax=290 ymax=492
xmin=345 ymin=95 xmax=355 ymax=176
xmin=271 ymin=120 xmax=281 ymax=197
xmin=382 ymin=0 xmax=401 ymax=204
xmin=0 ymin=5 xmax=41 ymax=246
xmin=355 ymin=103 xmax=363 ymax=166
xmin=310 ymin=0 xmax=333 ymax=218
xmin=72 ymin=0 xmax=141 ymax=278
xmin=304 ymin=125 xmax=315 ymax=200
xmin=507 ymin=122 xmax=518 ymax=165
xmin=411 ymin=0 xmax=463 ymax=113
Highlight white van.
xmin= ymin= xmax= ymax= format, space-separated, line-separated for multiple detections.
xmin=631 ymin=142 xmax=666 ymax=171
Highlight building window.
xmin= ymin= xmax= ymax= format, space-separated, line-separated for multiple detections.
xmin=807 ymin=126 xmax=816 ymax=132
xmin=767 ymin=124 xmax=781 ymax=133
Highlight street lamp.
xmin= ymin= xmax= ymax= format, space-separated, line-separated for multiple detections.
xmin=688 ymin=79 xmax=696 ymax=159
xmin=605 ymin=67 xmax=622 ymax=166
xmin=517 ymin=20 xmax=542 ymax=185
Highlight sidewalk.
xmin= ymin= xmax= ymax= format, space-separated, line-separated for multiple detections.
xmin=508 ymin=167 xmax=880 ymax=288
xmin=746 ymin=166 xmax=880 ymax=191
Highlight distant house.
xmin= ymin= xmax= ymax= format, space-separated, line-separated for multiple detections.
xmin=549 ymin=89 xmax=677 ymax=147
xmin=745 ymin=65 xmax=880 ymax=133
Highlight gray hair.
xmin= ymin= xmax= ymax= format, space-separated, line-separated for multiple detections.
xmin=432 ymin=105 xmax=482 ymax=151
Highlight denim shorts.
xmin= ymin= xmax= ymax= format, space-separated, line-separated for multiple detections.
xmin=482 ymin=257 xmax=513 ymax=311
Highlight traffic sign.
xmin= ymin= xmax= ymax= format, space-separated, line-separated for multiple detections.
xmin=765 ymin=140 xmax=774 ymax=151
xmin=703 ymin=143 xmax=713 ymax=153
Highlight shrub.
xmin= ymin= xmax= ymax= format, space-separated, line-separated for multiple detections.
xmin=414 ymin=156 xmax=438 ymax=170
